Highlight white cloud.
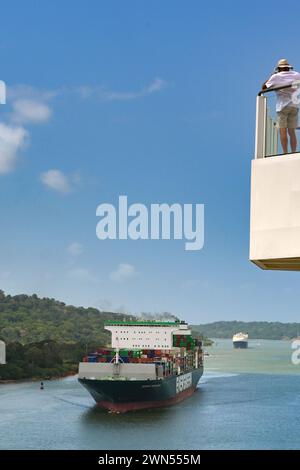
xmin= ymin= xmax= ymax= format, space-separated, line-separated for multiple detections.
xmin=109 ymin=263 xmax=137 ymax=282
xmin=0 ymin=85 xmax=54 ymax=175
xmin=1 ymin=78 xmax=167 ymax=175
xmin=0 ymin=123 xmax=28 ymax=174
xmin=8 ymin=79 xmax=167 ymax=104
xmin=146 ymin=78 xmax=167 ymax=93
xmin=40 ymin=169 xmax=81 ymax=194
xmin=75 ymin=77 xmax=168 ymax=102
xmin=40 ymin=169 xmax=71 ymax=193
xmin=7 ymin=84 xmax=59 ymax=102
xmin=68 ymin=242 xmax=83 ymax=256
xmin=12 ymin=99 xmax=51 ymax=124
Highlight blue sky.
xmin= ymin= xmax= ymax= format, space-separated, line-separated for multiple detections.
xmin=1 ymin=0 xmax=300 ymax=323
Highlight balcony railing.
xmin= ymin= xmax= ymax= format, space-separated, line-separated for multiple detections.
xmin=255 ymin=81 xmax=300 ymax=158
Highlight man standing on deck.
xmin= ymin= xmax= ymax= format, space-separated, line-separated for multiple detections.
xmin=262 ymin=59 xmax=300 ymax=154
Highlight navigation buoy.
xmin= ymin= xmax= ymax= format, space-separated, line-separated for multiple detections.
xmin=40 ymin=382 xmax=44 ymax=390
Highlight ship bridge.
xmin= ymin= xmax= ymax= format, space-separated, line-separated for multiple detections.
xmin=104 ymin=320 xmax=191 ymax=350
xmin=250 ymin=81 xmax=300 ymax=270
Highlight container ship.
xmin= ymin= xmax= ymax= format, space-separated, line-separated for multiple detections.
xmin=78 ymin=320 xmax=203 ymax=412
xmin=232 ymin=332 xmax=248 ymax=349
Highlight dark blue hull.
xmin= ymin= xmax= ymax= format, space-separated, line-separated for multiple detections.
xmin=233 ymin=341 xmax=248 ymax=349
xmin=79 ymin=366 xmax=203 ymax=412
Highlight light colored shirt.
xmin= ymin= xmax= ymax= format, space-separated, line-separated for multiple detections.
xmin=265 ymin=70 xmax=300 ymax=112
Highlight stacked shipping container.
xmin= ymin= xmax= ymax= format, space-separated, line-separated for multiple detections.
xmin=82 ymin=344 xmax=203 ymax=375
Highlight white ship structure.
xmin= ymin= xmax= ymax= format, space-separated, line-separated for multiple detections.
xmin=0 ymin=340 xmax=6 ymax=364
xmin=232 ymin=332 xmax=248 ymax=349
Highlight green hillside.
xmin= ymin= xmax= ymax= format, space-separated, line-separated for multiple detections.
xmin=0 ymin=290 xmax=130 ymax=346
xmin=192 ymin=321 xmax=300 ymax=340
xmin=0 ymin=290 xmax=133 ymax=380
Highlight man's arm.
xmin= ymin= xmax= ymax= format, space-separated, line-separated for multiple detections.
xmin=262 ymin=75 xmax=275 ymax=90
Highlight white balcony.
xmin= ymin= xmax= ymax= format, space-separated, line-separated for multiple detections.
xmin=250 ymin=85 xmax=300 ymax=270
xmin=250 ymin=153 xmax=300 ymax=270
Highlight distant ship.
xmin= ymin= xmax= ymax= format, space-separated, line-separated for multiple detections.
xmin=232 ymin=332 xmax=248 ymax=349
xmin=78 ymin=320 xmax=203 ymax=413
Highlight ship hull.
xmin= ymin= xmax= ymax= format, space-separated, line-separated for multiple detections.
xmin=79 ymin=367 xmax=203 ymax=412
xmin=233 ymin=341 xmax=248 ymax=349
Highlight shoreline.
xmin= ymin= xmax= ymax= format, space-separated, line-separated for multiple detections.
xmin=0 ymin=371 xmax=78 ymax=385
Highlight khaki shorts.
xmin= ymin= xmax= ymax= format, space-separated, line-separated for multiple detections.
xmin=277 ymin=106 xmax=299 ymax=129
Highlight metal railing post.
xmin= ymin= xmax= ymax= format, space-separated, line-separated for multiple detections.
xmin=272 ymin=120 xmax=278 ymax=156
xmin=255 ymin=95 xmax=267 ymax=158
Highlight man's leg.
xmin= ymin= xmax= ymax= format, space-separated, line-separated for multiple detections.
xmin=279 ymin=128 xmax=288 ymax=154
xmin=288 ymin=128 xmax=297 ymax=153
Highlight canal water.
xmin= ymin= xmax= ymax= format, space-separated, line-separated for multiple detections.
xmin=0 ymin=339 xmax=299 ymax=449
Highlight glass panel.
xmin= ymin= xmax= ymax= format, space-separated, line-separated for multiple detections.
xmin=264 ymin=82 xmax=300 ymax=157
